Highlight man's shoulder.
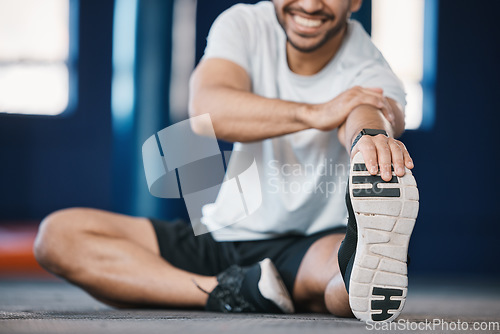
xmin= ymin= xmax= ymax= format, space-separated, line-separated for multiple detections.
xmin=342 ymin=20 xmax=386 ymax=65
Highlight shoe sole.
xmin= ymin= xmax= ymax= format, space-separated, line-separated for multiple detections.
xmin=348 ymin=153 xmax=419 ymax=322
xmin=258 ymin=258 xmax=295 ymax=314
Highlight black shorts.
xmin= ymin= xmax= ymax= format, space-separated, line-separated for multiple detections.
xmin=149 ymin=219 xmax=346 ymax=295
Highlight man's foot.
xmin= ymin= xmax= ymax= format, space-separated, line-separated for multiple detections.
xmin=204 ymin=258 xmax=295 ymax=313
xmin=338 ymin=152 xmax=419 ymax=322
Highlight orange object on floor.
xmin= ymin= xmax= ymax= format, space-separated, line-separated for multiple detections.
xmin=0 ymin=222 xmax=53 ymax=278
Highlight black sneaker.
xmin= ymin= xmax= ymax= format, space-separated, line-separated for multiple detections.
xmin=338 ymin=152 xmax=419 ymax=322
xmin=205 ymin=258 xmax=295 ymax=314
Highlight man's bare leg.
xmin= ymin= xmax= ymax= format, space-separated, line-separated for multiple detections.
xmin=292 ymin=233 xmax=352 ymax=317
xmin=34 ymin=208 xmax=217 ymax=308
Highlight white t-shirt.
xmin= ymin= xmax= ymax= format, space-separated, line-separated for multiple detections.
xmin=200 ymin=1 xmax=405 ymax=241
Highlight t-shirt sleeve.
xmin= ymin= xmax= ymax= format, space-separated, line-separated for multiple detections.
xmin=202 ymin=4 xmax=252 ymax=74
xmin=350 ymin=61 xmax=407 ymax=107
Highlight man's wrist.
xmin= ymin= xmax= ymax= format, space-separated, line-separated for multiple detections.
xmin=294 ymin=103 xmax=316 ymax=128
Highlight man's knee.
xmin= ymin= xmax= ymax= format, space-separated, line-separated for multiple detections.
xmin=33 ymin=208 xmax=87 ymax=276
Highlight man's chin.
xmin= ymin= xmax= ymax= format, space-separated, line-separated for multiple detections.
xmin=286 ymin=20 xmax=347 ymax=54
xmin=287 ymin=38 xmax=326 ymax=53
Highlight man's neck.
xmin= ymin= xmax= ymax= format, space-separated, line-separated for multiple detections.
xmin=286 ymin=25 xmax=347 ymax=76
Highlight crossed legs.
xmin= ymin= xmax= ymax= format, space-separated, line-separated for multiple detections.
xmin=34 ymin=208 xmax=351 ymax=316
xmin=34 ymin=208 xmax=217 ymax=308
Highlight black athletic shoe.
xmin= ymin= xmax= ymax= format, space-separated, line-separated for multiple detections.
xmin=338 ymin=152 xmax=419 ymax=322
xmin=205 ymin=258 xmax=295 ymax=314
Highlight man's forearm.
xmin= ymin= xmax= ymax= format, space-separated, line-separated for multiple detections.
xmin=191 ymin=88 xmax=395 ymax=143
xmin=190 ymin=86 xmax=311 ymax=142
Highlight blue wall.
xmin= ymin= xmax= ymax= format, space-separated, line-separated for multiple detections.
xmin=403 ymin=0 xmax=500 ymax=275
xmin=0 ymin=0 xmax=115 ymax=220
xmin=0 ymin=0 xmax=499 ymax=275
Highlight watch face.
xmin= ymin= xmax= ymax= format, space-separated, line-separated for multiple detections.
xmin=363 ymin=129 xmax=388 ymax=136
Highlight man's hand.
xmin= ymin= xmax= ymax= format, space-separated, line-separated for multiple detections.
xmin=337 ymin=90 xmax=411 ymax=182
xmin=298 ymin=86 xmax=397 ymax=131
xmin=351 ymin=134 xmax=414 ymax=182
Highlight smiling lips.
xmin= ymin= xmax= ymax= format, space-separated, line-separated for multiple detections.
xmin=292 ymin=15 xmax=323 ymax=28
xmin=287 ymin=8 xmax=334 ymax=33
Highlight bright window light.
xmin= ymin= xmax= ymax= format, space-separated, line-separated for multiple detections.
xmin=0 ymin=0 xmax=70 ymax=115
xmin=372 ymin=0 xmax=425 ymax=130
xmin=169 ymin=0 xmax=197 ymax=123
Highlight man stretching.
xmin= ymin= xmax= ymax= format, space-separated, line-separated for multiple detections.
xmin=34 ymin=0 xmax=418 ymax=322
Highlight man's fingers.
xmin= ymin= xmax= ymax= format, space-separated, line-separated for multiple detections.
xmin=359 ymin=88 xmax=386 ymax=102
xmin=360 ymin=87 xmax=383 ymax=97
xmin=389 ymin=139 xmax=405 ymax=176
xmin=400 ymin=142 xmax=414 ymax=169
xmin=348 ymin=89 xmax=395 ymax=125
xmin=373 ymin=135 xmax=393 ymax=181
xmin=380 ymin=98 xmax=396 ymax=126
xmin=350 ymin=93 xmax=384 ymax=112
xmin=352 ymin=136 xmax=414 ymax=182
xmin=354 ymin=138 xmax=378 ymax=175
xmin=356 ymin=88 xmax=395 ymax=126
xmin=365 ymin=87 xmax=384 ymax=94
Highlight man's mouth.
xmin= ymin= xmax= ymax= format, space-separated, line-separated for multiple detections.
xmin=285 ymin=8 xmax=334 ymax=33
xmin=292 ymin=15 xmax=323 ymax=28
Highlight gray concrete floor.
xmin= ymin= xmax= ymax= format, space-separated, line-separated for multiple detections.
xmin=1 ymin=276 xmax=499 ymax=334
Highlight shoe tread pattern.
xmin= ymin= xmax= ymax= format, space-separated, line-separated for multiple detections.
xmin=348 ymin=153 xmax=418 ymax=323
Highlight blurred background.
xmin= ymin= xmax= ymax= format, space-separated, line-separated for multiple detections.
xmin=0 ymin=0 xmax=499 ymax=281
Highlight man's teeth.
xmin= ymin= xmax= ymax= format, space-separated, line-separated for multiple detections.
xmin=293 ymin=15 xmax=322 ymax=28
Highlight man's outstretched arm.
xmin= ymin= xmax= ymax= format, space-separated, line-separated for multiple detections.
xmin=338 ymin=99 xmax=414 ymax=181
xmin=189 ymin=58 xmax=396 ymax=142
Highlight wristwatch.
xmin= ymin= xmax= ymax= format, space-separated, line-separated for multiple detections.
xmin=350 ymin=128 xmax=388 ymax=152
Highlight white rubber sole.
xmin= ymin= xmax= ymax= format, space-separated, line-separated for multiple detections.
xmin=258 ymin=258 xmax=295 ymax=314
xmin=348 ymin=153 xmax=419 ymax=322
